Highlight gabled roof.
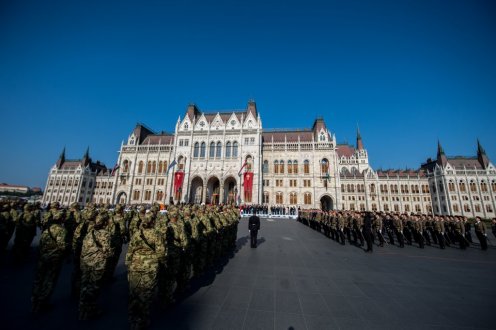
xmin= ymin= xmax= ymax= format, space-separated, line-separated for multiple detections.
xmin=132 ymin=123 xmax=155 ymax=144
xmin=141 ymin=134 xmax=175 ymax=145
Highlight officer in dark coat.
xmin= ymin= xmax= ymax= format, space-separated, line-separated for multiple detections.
xmin=363 ymin=213 xmax=373 ymax=252
xmin=248 ymin=210 xmax=261 ymax=248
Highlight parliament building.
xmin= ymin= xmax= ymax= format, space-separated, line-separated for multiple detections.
xmin=42 ymin=101 xmax=496 ymax=218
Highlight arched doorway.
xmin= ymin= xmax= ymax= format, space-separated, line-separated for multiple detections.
xmin=189 ymin=177 xmax=204 ymax=204
xmin=116 ymin=191 xmax=127 ymax=205
xmin=207 ymin=176 xmax=220 ymax=205
xmin=223 ymin=176 xmax=237 ymax=205
xmin=320 ymin=195 xmax=334 ymax=211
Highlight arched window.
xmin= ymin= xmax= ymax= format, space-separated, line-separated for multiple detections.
xmin=200 ymin=142 xmax=206 ymax=158
xmin=274 ymin=160 xmax=279 ymax=174
xmin=226 ymin=141 xmax=232 ymax=158
xmin=151 ymin=161 xmax=156 ymax=174
xmin=138 ymin=161 xmax=144 ymax=174
xmin=459 ymin=180 xmax=466 ymax=192
xmin=293 ymin=160 xmax=298 ymax=174
xmin=158 ymin=161 xmax=163 ymax=174
xmin=216 ymin=142 xmax=222 ymax=158
xmin=123 ymin=160 xmax=130 ymax=173
xmin=263 ymin=192 xmax=269 ymax=204
xmin=276 ymin=192 xmax=283 ymax=204
xmin=448 ymin=181 xmax=455 ymax=192
xmin=147 ymin=161 xmax=152 ymax=174
xmin=341 ymin=184 xmax=345 ymax=193
xmin=321 ymin=158 xmax=329 ymax=174
xmin=304 ymin=192 xmax=312 ymax=205
xmin=470 ymin=180 xmax=477 ymax=193
xmin=279 ymin=160 xmax=284 ymax=174
xmin=288 ymin=160 xmax=293 ymax=174
xmin=156 ymin=190 xmax=164 ymax=201
xmin=263 ymin=160 xmax=269 ymax=174
xmin=232 ymin=141 xmax=239 ymax=157
xmin=480 ymin=181 xmax=488 ymax=192
xmin=209 ymin=142 xmax=215 ymax=158
xmin=289 ymin=192 xmax=297 ymax=204
xmin=370 ymin=184 xmax=376 ymax=193
xmin=304 ymin=160 xmax=310 ymax=174
xmin=492 ymin=180 xmax=496 ymax=192
xmin=163 ymin=161 xmax=168 ymax=174
xmin=193 ymin=142 xmax=199 ymax=158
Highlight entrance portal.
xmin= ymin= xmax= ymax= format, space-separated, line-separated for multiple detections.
xmin=223 ymin=177 xmax=237 ymax=205
xmin=189 ymin=177 xmax=204 ymax=204
xmin=320 ymin=195 xmax=334 ymax=211
xmin=207 ymin=177 xmax=220 ymax=205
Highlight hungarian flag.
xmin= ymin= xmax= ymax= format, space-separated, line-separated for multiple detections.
xmin=243 ymin=172 xmax=253 ymax=193
xmin=238 ymin=160 xmax=249 ymax=176
xmin=174 ymin=171 xmax=184 ymax=193
xmin=111 ymin=164 xmax=120 ymax=175
xmin=167 ymin=159 xmax=177 ymax=174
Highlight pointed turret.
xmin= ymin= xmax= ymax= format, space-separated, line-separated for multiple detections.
xmin=247 ymin=99 xmax=257 ymax=118
xmin=477 ymin=139 xmax=490 ymax=169
xmin=82 ymin=147 xmax=90 ymax=166
xmin=356 ymin=126 xmax=364 ymax=150
xmin=56 ymin=147 xmax=66 ymax=168
xmin=436 ymin=140 xmax=448 ymax=167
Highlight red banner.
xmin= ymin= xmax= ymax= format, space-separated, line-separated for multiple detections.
xmin=244 ymin=172 xmax=253 ymax=193
xmin=174 ymin=171 xmax=184 ymax=193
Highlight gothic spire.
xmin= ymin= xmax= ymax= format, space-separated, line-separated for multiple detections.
xmin=56 ymin=147 xmax=65 ymax=168
xmin=477 ymin=139 xmax=489 ymax=169
xmin=356 ymin=125 xmax=364 ymax=150
xmin=436 ymin=140 xmax=448 ymax=167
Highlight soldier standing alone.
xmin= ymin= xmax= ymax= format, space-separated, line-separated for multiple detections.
xmin=248 ymin=210 xmax=260 ymax=248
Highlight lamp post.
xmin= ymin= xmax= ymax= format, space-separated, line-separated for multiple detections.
xmin=234 ymin=187 xmax=238 ymax=206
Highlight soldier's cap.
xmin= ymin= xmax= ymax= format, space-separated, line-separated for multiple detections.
xmin=115 ymin=204 xmax=124 ymax=211
xmin=51 ymin=202 xmax=60 ymax=209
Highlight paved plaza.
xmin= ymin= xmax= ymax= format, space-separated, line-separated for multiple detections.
xmin=1 ymin=217 xmax=495 ymax=330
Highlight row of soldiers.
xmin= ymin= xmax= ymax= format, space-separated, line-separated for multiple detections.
xmin=1 ymin=200 xmax=239 ymax=330
xmin=299 ymin=210 xmax=491 ymax=251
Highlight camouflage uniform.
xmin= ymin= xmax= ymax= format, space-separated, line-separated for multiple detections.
xmin=106 ymin=204 xmax=127 ymax=281
xmin=79 ymin=209 xmax=113 ymax=320
xmin=0 ymin=203 xmax=15 ymax=254
xmin=12 ymin=204 xmax=38 ymax=262
xmin=31 ymin=207 xmax=67 ymax=313
xmin=126 ymin=213 xmax=166 ymax=330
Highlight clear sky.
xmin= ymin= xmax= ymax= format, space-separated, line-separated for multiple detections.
xmin=1 ymin=0 xmax=495 ymax=188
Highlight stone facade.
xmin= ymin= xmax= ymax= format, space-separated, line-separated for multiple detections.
xmin=42 ymin=101 xmax=496 ymax=218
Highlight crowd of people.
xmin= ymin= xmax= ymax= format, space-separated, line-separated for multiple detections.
xmin=0 ymin=200 xmax=239 ymax=330
xmin=239 ymin=204 xmax=298 ymax=216
xmin=298 ymin=210 xmax=496 ymax=252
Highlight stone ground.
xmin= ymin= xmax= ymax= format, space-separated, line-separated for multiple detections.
xmin=1 ymin=217 xmax=495 ymax=330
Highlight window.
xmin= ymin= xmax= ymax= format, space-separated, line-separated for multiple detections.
xmin=276 ymin=179 xmax=283 ymax=187
xmin=293 ymin=160 xmax=298 ymax=174
xmin=250 ymin=137 xmax=255 ymax=144
xmin=486 ymin=204 xmax=493 ymax=213
xmin=146 ymin=178 xmax=153 ymax=185
xmin=453 ymin=204 xmax=459 ymax=212
xmin=200 ymin=142 xmax=206 ymax=158
xmin=276 ymin=192 xmax=283 ymax=204
xmin=289 ymin=179 xmax=297 ymax=187
xmin=321 ymin=159 xmax=329 ymax=174
xmin=304 ymin=192 xmax=312 ymax=205
xmin=263 ymin=192 xmax=269 ymax=204
xmin=341 ymin=184 xmax=345 ymax=192
xmin=492 ymin=180 xmax=496 ymax=192
xmin=133 ymin=190 xmax=140 ymax=201
xmin=394 ymin=204 xmax=399 ymax=212
xmin=480 ymin=181 xmax=488 ymax=192
xmin=303 ymin=180 xmax=311 ymax=187
xmin=147 ymin=161 xmax=152 ymax=174
xmin=226 ymin=142 xmax=232 ymax=158
xmin=384 ymin=204 xmax=390 ymax=212
xmin=158 ymin=161 xmax=164 ymax=174
xmin=138 ymin=161 xmax=144 ymax=174
xmin=144 ymin=190 xmax=151 ymax=201
xmin=274 ymin=160 xmax=279 ymax=174
xmin=459 ymin=180 xmax=466 ymax=192
xmin=135 ymin=178 xmax=142 ymax=185
xmin=279 ymin=160 xmax=284 ymax=174
xmin=209 ymin=142 xmax=215 ymax=158
xmin=288 ymin=160 xmax=293 ymax=174
xmin=370 ymin=184 xmax=376 ymax=193
xmin=470 ymin=181 xmax=477 ymax=193
xmin=464 ymin=204 xmax=470 ymax=212
xmin=232 ymin=142 xmax=239 ymax=157
xmin=216 ymin=142 xmax=222 ymax=158
xmin=304 ymin=160 xmax=310 ymax=174
xmin=475 ymin=204 xmax=481 ymax=213
xmin=263 ymin=160 xmax=269 ymax=174
xmin=404 ymin=205 xmax=410 ymax=212
xmin=289 ymin=192 xmax=297 ymax=204
xmin=422 ymin=185 xmax=429 ymax=194
xmin=194 ymin=142 xmax=200 ymax=158
xmin=448 ymin=181 xmax=455 ymax=192
xmin=152 ymin=161 xmax=156 ymax=174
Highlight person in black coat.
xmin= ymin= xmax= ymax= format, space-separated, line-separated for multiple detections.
xmin=363 ymin=212 xmax=373 ymax=252
xmin=248 ymin=210 xmax=261 ymax=248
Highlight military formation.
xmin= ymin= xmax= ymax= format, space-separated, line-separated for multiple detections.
xmin=299 ymin=210 xmax=493 ymax=252
xmin=0 ymin=200 xmax=239 ymax=330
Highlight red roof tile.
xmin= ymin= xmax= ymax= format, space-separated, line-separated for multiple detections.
xmin=337 ymin=144 xmax=355 ymax=158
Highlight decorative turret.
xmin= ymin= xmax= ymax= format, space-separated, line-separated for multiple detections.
xmin=56 ymin=147 xmax=65 ymax=169
xmin=436 ymin=140 xmax=448 ymax=167
xmin=82 ymin=147 xmax=90 ymax=166
xmin=186 ymin=103 xmax=201 ymax=121
xmin=477 ymin=139 xmax=490 ymax=169
xmin=356 ymin=126 xmax=364 ymax=150
xmin=247 ymin=99 xmax=257 ymax=118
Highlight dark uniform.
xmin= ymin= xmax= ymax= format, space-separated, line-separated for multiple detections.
xmin=248 ymin=212 xmax=261 ymax=248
